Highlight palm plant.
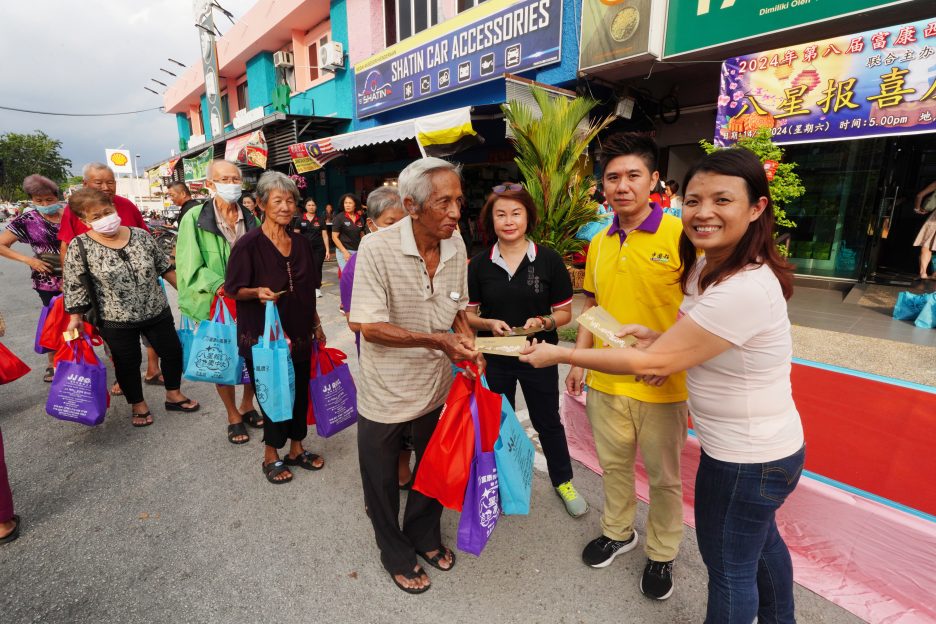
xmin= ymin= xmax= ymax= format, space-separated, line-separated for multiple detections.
xmin=502 ymin=88 xmax=615 ymax=258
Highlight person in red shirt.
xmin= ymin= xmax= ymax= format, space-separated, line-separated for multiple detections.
xmin=60 ymin=163 xmax=158 ymax=395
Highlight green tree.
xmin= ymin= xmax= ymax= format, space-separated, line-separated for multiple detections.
xmin=502 ymin=88 xmax=615 ymax=258
xmin=700 ymin=128 xmax=802 ymax=232
xmin=0 ymin=131 xmax=72 ymax=201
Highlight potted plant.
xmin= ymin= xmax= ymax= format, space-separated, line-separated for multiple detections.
xmin=502 ymin=88 xmax=616 ymax=286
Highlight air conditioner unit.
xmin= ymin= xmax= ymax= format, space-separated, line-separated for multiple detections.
xmin=273 ymin=51 xmax=294 ymax=68
xmin=319 ymin=41 xmax=345 ymax=71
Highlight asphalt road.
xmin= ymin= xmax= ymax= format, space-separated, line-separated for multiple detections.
xmin=0 ymin=258 xmax=861 ymax=624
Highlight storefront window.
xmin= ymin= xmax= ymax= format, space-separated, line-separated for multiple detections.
xmin=782 ymin=139 xmax=885 ymax=279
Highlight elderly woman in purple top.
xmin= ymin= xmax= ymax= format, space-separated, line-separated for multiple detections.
xmin=0 ymin=174 xmax=65 ymax=381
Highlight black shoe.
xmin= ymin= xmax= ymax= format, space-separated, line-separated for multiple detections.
xmin=581 ymin=533 xmax=638 ymax=568
xmin=640 ymin=559 xmax=675 ymax=600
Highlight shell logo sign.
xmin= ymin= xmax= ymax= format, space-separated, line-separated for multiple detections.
xmin=104 ymin=149 xmax=134 ymax=174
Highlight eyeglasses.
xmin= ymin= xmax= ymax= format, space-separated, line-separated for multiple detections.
xmin=213 ymin=177 xmax=242 ymax=184
xmin=493 ymin=183 xmax=524 ymax=193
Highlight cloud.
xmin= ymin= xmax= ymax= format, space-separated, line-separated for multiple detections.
xmin=0 ymin=0 xmax=255 ymax=175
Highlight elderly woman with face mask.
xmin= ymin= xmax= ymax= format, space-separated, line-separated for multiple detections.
xmin=0 ymin=175 xmax=65 ymax=381
xmin=63 ymin=188 xmax=199 ymax=427
xmin=224 ymin=171 xmax=327 ymax=485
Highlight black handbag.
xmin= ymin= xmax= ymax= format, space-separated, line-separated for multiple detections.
xmin=74 ymin=237 xmax=101 ymax=328
xmin=36 ymin=252 xmax=62 ymax=276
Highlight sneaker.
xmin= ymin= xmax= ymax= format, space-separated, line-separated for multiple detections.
xmin=640 ymin=559 xmax=675 ymax=600
xmin=581 ymin=533 xmax=638 ymax=568
xmin=315 ymin=289 xmax=322 ymax=298
xmin=554 ymin=481 xmax=588 ymax=518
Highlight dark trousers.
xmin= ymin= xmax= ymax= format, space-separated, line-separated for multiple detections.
xmin=358 ymin=408 xmax=444 ymax=575
xmin=695 ymin=446 xmax=805 ymax=624
xmin=98 ymin=315 xmax=183 ymax=405
xmin=485 ymin=357 xmax=573 ymax=487
xmin=0 ymin=428 xmax=13 ymax=523
xmin=311 ymin=245 xmax=325 ymax=289
xmin=246 ymin=355 xmax=312 ymax=449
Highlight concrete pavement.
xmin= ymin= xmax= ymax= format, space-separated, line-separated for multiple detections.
xmin=0 ymin=260 xmax=862 ymax=623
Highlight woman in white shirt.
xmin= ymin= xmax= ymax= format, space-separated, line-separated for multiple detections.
xmin=521 ymin=148 xmax=804 ymax=624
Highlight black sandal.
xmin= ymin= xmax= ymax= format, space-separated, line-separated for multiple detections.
xmin=131 ymin=411 xmax=153 ymax=428
xmin=417 ymin=547 xmax=456 ymax=572
xmin=240 ymin=409 xmax=264 ymax=429
xmin=262 ymin=460 xmax=293 ymax=484
xmin=43 ymin=367 xmax=55 ymax=383
xmin=144 ymin=374 xmax=164 ymax=386
xmin=390 ymin=567 xmax=430 ymax=594
xmin=0 ymin=515 xmax=20 ymax=545
xmin=283 ymin=450 xmax=325 ymax=471
xmin=227 ymin=422 xmax=249 ymax=444
xmin=165 ymin=399 xmax=200 ymax=413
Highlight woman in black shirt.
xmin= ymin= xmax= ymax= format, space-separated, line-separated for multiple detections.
xmin=331 ymin=193 xmax=364 ymax=272
xmin=466 ymin=184 xmax=586 ymax=517
xmin=294 ymin=198 xmax=330 ymax=298
xmin=225 ymin=171 xmax=327 ymax=485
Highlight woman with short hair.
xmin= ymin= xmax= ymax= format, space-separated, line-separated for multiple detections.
xmin=522 ymin=149 xmax=804 ymax=623
xmin=225 ymin=171 xmax=327 ymax=485
xmin=63 ymin=188 xmax=199 ymax=427
xmin=0 ymin=174 xmax=65 ymax=381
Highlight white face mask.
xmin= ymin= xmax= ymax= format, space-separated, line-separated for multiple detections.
xmin=214 ymin=183 xmax=242 ymax=204
xmin=90 ymin=212 xmax=121 ymax=236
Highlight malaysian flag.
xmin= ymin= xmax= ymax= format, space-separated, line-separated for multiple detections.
xmin=307 ymin=139 xmax=343 ymax=166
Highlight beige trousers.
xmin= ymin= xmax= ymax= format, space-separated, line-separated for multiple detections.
xmin=587 ymin=388 xmax=688 ymax=562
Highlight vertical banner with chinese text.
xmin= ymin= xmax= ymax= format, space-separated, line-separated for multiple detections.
xmin=715 ymin=17 xmax=936 ymax=146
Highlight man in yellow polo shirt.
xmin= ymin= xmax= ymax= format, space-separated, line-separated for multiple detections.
xmin=568 ymin=133 xmax=688 ymax=601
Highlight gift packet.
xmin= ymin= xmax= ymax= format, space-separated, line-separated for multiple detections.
xmin=577 ymin=306 xmax=637 ymax=348
xmin=508 ymin=326 xmax=540 ymax=336
xmin=474 ymin=335 xmax=529 ymax=357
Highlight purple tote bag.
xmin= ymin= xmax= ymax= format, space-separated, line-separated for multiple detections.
xmin=310 ymin=343 xmax=358 ymax=438
xmin=46 ymin=337 xmax=108 ymax=426
xmin=456 ymin=394 xmax=500 ymax=556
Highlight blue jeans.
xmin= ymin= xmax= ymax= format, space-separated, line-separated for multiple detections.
xmin=336 ymin=249 xmax=356 ymax=271
xmin=695 ymin=446 xmax=805 ymax=624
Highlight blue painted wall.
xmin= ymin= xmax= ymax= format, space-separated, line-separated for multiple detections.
xmin=246 ymin=52 xmax=277 ymax=112
xmin=175 ymin=113 xmax=192 ymax=142
xmin=200 ymin=94 xmax=211 ymax=139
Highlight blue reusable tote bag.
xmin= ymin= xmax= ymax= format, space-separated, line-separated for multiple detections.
xmin=251 ymin=301 xmax=295 ymax=423
xmin=488 ymin=377 xmax=535 ymax=516
xmin=177 ymin=315 xmax=197 ymax=372
xmin=183 ymin=302 xmax=241 ymax=385
xmin=893 ymin=291 xmax=928 ymax=321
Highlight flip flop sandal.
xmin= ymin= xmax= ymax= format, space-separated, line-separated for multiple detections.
xmin=390 ymin=567 xmax=430 ymax=594
xmin=111 ymin=384 xmax=124 ymax=397
xmin=262 ymin=460 xmax=293 ymax=484
xmin=417 ymin=547 xmax=456 ymax=572
xmin=283 ymin=450 xmax=325 ymax=471
xmin=43 ymin=367 xmax=55 ymax=383
xmin=0 ymin=515 xmax=21 ymax=545
xmin=144 ymin=374 xmax=164 ymax=386
xmin=165 ymin=399 xmax=200 ymax=413
xmin=227 ymin=422 xmax=249 ymax=444
xmin=131 ymin=412 xmax=153 ymax=428
xmin=240 ymin=409 xmax=264 ymax=429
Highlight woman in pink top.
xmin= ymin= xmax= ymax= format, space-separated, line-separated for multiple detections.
xmin=521 ymin=148 xmax=803 ymax=623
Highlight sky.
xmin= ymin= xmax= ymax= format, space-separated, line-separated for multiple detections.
xmin=0 ymin=0 xmax=257 ymax=176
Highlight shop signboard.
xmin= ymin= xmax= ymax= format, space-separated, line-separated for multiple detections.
xmin=105 ymin=149 xmax=133 ymax=175
xmin=224 ymin=130 xmax=268 ymax=169
xmin=714 ymin=17 xmax=936 ymax=147
xmin=579 ymin=0 xmax=663 ymax=72
xmin=183 ymin=149 xmax=212 ymax=182
xmin=664 ymin=0 xmax=912 ymax=58
xmin=354 ymin=0 xmax=562 ymax=118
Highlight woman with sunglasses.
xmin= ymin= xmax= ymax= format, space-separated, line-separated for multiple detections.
xmin=63 ymin=188 xmax=199 ymax=427
xmin=465 ymin=183 xmax=586 ymax=517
